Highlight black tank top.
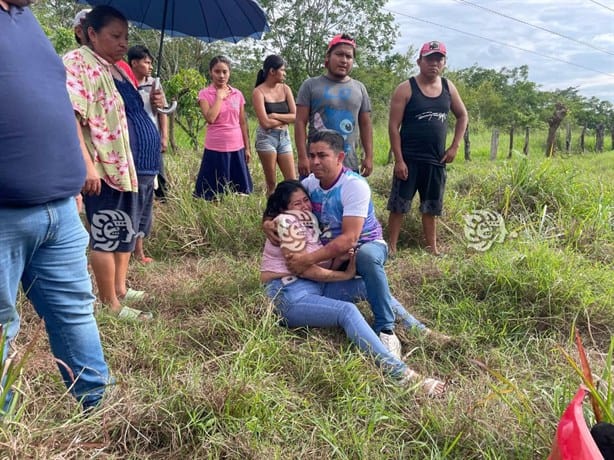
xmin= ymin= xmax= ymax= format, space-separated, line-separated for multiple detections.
xmin=400 ymin=77 xmax=450 ymax=166
xmin=264 ymin=100 xmax=290 ymax=114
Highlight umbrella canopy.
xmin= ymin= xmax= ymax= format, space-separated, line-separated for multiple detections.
xmin=77 ymin=0 xmax=270 ymax=74
xmin=77 ymin=0 xmax=269 ymax=43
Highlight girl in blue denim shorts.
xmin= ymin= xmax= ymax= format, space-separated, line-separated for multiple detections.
xmin=253 ymin=55 xmax=297 ymax=196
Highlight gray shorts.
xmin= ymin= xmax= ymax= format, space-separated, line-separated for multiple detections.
xmin=255 ymin=126 xmax=292 ymax=154
xmin=386 ymin=161 xmax=446 ymax=215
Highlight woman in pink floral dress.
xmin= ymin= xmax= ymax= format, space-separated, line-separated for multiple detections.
xmin=63 ymin=6 xmax=152 ymax=320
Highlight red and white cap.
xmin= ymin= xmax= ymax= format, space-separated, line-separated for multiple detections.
xmin=327 ymin=34 xmax=356 ymax=53
xmin=420 ymin=41 xmax=447 ymax=57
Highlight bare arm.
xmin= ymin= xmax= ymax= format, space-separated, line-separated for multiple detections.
xmin=358 ymin=111 xmax=374 ymax=177
xmin=285 ymin=216 xmax=364 ymax=274
xmin=199 ymin=87 xmax=228 ymax=124
xmin=239 ymin=104 xmax=251 ymax=163
xmin=441 ymin=80 xmax=468 ymax=164
xmin=388 ymin=81 xmax=411 ymax=180
xmin=252 ymin=87 xmax=284 ymax=129
xmin=269 ymin=85 xmax=297 ymax=124
xmin=282 ymin=247 xmax=355 ymax=282
xmin=74 ymin=117 xmax=101 ymax=196
xmin=295 ymin=105 xmax=310 ymax=176
xmin=158 ymin=112 xmax=168 ymax=152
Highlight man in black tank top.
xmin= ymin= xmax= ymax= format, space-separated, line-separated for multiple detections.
xmin=386 ymin=41 xmax=468 ymax=256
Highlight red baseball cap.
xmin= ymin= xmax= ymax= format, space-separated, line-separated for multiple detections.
xmin=420 ymin=41 xmax=447 ymax=57
xmin=327 ymin=34 xmax=356 ymax=53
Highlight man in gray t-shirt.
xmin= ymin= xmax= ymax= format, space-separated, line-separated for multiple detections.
xmin=295 ymin=34 xmax=374 ymax=176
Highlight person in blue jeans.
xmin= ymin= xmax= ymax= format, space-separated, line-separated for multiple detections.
xmin=0 ymin=0 xmax=110 ymax=414
xmin=261 ymin=181 xmax=445 ymax=396
xmin=265 ymin=130 xmax=449 ymax=362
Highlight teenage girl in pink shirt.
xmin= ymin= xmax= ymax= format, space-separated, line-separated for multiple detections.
xmin=194 ymin=56 xmax=253 ymax=200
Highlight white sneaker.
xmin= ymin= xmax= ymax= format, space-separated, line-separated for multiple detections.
xmin=379 ymin=331 xmax=402 ymax=360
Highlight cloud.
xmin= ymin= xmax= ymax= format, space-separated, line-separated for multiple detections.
xmin=592 ymin=33 xmax=614 ymax=45
xmin=386 ymin=0 xmax=614 ymax=101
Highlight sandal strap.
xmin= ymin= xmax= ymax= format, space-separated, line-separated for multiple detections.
xmin=118 ymin=306 xmax=152 ymax=320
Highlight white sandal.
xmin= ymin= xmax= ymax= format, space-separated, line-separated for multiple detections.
xmin=401 ymin=369 xmax=446 ymax=397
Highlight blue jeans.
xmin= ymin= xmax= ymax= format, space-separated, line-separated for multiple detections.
xmin=264 ymin=278 xmax=408 ymax=377
xmin=321 ymin=278 xmax=425 ymax=332
xmin=0 ymin=198 xmax=110 ymax=411
xmin=352 ymin=240 xmax=424 ymax=333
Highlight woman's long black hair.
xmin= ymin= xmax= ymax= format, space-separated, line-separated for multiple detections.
xmin=255 ymin=54 xmax=286 ymax=87
xmin=263 ymin=180 xmax=308 ymax=219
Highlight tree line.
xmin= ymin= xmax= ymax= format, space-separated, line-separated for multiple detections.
xmin=34 ymin=0 xmax=613 ymax=155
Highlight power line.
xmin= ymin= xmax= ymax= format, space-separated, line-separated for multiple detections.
xmin=455 ymin=0 xmax=614 ymax=57
xmin=587 ymin=0 xmax=614 ymax=13
xmin=383 ymin=7 xmax=614 ymax=80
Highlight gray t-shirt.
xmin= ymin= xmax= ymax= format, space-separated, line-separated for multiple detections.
xmin=296 ymin=75 xmax=371 ymax=171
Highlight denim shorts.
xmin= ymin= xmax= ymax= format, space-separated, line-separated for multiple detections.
xmin=255 ymin=126 xmax=292 ymax=154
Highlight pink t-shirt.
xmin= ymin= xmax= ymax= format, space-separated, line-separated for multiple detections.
xmin=198 ymin=85 xmax=245 ymax=152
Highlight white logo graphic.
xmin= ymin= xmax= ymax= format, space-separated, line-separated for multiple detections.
xmin=276 ymin=210 xmax=320 ymax=252
xmin=416 ymin=111 xmax=448 ymax=122
xmin=463 ymin=210 xmax=508 ymax=251
xmin=90 ymin=210 xmax=137 ymax=251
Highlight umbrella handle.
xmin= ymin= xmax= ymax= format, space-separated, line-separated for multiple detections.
xmin=152 ymin=77 xmax=177 ymax=114
xmin=158 ymin=101 xmax=177 ymax=115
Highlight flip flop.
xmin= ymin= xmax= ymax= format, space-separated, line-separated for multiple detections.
xmin=117 ymin=305 xmax=153 ymax=321
xmin=121 ymin=288 xmax=146 ymax=302
xmin=420 ymin=378 xmax=447 ymax=397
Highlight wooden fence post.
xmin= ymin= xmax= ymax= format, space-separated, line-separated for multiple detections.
xmin=490 ymin=129 xmax=499 ymax=160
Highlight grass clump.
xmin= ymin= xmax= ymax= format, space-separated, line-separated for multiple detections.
xmin=1 ymin=137 xmax=612 ymax=458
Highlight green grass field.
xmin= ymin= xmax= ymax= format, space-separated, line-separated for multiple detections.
xmin=3 ymin=124 xmax=613 ymax=458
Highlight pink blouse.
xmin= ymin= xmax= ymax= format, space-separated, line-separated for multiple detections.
xmin=198 ymin=85 xmax=245 ymax=152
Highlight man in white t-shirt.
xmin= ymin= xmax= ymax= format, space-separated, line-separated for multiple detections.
xmin=127 ymin=45 xmax=169 ymax=201
xmin=274 ymin=129 xmax=425 ymax=359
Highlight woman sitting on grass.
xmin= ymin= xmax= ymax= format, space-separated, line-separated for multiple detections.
xmin=260 ymin=180 xmax=446 ymax=396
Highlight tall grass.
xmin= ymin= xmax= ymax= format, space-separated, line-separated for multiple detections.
xmin=1 ymin=124 xmax=612 ymax=458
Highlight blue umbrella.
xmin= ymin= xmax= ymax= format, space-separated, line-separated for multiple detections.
xmin=76 ymin=0 xmax=270 ymax=75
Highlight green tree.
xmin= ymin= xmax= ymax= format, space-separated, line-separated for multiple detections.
xmin=258 ymin=0 xmax=398 ymax=91
xmin=32 ymin=0 xmax=84 ymax=54
xmin=451 ymin=66 xmax=507 ymax=128
xmin=500 ymin=66 xmax=542 ymax=157
xmin=165 ymin=68 xmax=207 ymax=150
xmin=352 ymin=48 xmax=417 ymax=124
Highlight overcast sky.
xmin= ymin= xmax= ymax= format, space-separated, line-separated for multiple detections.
xmin=385 ymin=0 xmax=614 ymax=102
